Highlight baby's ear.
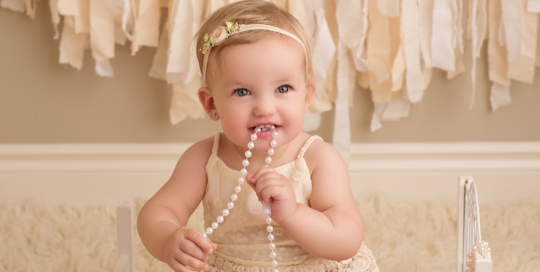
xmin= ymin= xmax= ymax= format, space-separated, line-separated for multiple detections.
xmin=198 ymin=87 xmax=220 ymax=120
xmin=304 ymin=83 xmax=315 ymax=112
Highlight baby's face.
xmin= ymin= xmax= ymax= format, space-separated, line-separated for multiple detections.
xmin=210 ymin=36 xmax=312 ymax=152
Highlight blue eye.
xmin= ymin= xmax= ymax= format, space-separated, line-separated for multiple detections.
xmin=276 ymin=85 xmax=290 ymax=93
xmin=234 ymin=88 xmax=251 ymax=96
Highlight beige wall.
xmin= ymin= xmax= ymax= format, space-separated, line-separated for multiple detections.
xmin=1 ymin=2 xmax=540 ymax=144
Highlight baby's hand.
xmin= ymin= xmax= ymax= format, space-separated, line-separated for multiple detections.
xmin=164 ymin=226 xmax=217 ymax=271
xmin=246 ymin=167 xmax=298 ymax=224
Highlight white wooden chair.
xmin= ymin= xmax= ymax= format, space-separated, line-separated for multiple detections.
xmin=457 ymin=176 xmax=492 ymax=272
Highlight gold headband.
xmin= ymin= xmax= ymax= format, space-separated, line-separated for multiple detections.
xmin=201 ymin=21 xmax=307 ymax=83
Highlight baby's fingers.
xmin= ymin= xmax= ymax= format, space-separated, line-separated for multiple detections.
xmin=184 ymin=231 xmax=215 ymax=258
xmin=175 ymin=250 xmax=209 ymax=271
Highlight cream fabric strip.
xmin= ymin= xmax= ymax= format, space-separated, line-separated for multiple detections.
xmin=488 ymin=0 xmax=511 ymax=86
xmin=508 ymin=0 xmax=538 ymax=84
xmin=303 ymin=0 xmax=333 ymax=132
xmin=447 ymin=0 xmax=464 ymax=79
xmin=59 ymin=17 xmax=86 ymax=70
xmin=1 ymin=0 xmax=25 ymax=12
xmin=377 ymin=0 xmax=400 ymax=17
xmin=167 ymin=0 xmax=200 ymax=84
xmin=537 ymin=18 xmax=540 ymax=67
xmin=121 ymin=0 xmax=135 ymax=42
xmin=58 ymin=0 xmax=78 ymax=16
xmin=149 ymin=23 xmax=169 ymax=80
xmin=419 ymin=0 xmax=434 ymax=69
xmin=529 ymin=0 xmax=540 ymax=12
xmin=470 ymin=0 xmax=487 ymax=108
xmin=367 ymin=0 xmax=393 ymax=103
xmin=402 ymin=0 xmax=423 ymax=103
xmin=89 ymin=0 xmax=115 ymax=62
xmin=134 ymin=0 xmax=160 ymax=49
xmin=501 ymin=0 xmax=522 ymax=64
xmin=95 ymin=60 xmax=114 ymax=77
xmin=490 ymin=82 xmax=511 ymax=111
xmin=114 ymin=14 xmax=128 ymax=45
xmin=75 ymin=0 xmax=90 ymax=34
xmin=370 ymin=98 xmax=411 ymax=132
xmin=170 ymin=79 xmax=207 ymax=124
xmin=431 ymin=0 xmax=456 ymax=71
xmin=334 ymin=41 xmax=352 ymax=164
xmin=48 ymin=0 xmax=60 ymax=39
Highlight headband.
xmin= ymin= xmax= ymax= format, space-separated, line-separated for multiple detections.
xmin=201 ymin=21 xmax=308 ymax=83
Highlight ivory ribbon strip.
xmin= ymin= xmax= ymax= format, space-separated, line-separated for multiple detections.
xmin=167 ymin=0 xmax=196 ymax=84
xmin=529 ymin=0 xmax=540 ymax=12
xmin=490 ymin=82 xmax=511 ymax=111
xmin=508 ymin=0 xmax=538 ymax=84
xmin=418 ymin=0 xmax=434 ymax=69
xmin=402 ymin=0 xmax=423 ymax=103
xmin=122 ymin=0 xmax=135 ymax=42
xmin=170 ymin=78 xmax=206 ymax=125
xmin=537 ymin=17 xmax=540 ymax=67
xmin=58 ymin=0 xmax=78 ymax=15
xmin=48 ymin=0 xmax=60 ymax=39
xmin=501 ymin=0 xmax=522 ymax=63
xmin=95 ymin=59 xmax=114 ymax=77
xmin=431 ymin=0 xmax=456 ymax=71
xmin=447 ymin=0 xmax=464 ymax=79
xmin=488 ymin=0 xmax=511 ymax=86
xmin=135 ymin=0 xmax=160 ymax=48
xmin=59 ymin=18 xmax=86 ymax=70
xmin=75 ymin=0 xmax=90 ymax=34
xmin=367 ymin=0 xmax=393 ymax=103
xmin=470 ymin=0 xmax=487 ymax=108
xmin=303 ymin=0 xmax=334 ymax=132
xmin=334 ymin=41 xmax=352 ymax=164
xmin=377 ymin=0 xmax=400 ymax=17
xmin=149 ymin=23 xmax=169 ymax=80
xmin=1 ymin=0 xmax=25 ymax=12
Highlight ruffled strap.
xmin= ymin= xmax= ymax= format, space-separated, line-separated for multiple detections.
xmin=296 ymin=135 xmax=323 ymax=159
xmin=212 ymin=131 xmax=221 ymax=155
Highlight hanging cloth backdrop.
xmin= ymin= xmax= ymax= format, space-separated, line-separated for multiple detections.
xmin=3 ymin=0 xmax=540 ymax=162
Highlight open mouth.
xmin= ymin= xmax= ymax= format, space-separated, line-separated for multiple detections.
xmin=249 ymin=124 xmax=280 ymax=136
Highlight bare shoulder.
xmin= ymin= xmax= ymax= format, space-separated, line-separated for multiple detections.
xmin=301 ymin=135 xmax=347 ymax=176
xmin=172 ymin=134 xmax=215 ymax=174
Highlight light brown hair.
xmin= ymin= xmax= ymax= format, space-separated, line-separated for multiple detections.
xmin=194 ymin=0 xmax=314 ymax=86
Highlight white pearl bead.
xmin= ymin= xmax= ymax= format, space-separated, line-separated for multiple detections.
xmin=217 ymin=216 xmax=224 ymax=223
xmin=235 ymin=186 xmax=242 ymax=193
xmin=270 ymin=251 xmax=277 ymax=258
xmin=222 ymin=209 xmax=230 ymax=216
xmin=267 ymin=225 xmax=273 ymax=232
xmin=265 ymin=157 xmax=272 ymax=164
xmin=240 ymin=168 xmax=247 ymax=175
xmin=212 ymin=222 xmax=219 ymax=229
xmin=268 ymin=148 xmax=274 ymax=155
xmin=255 ymin=127 xmax=262 ymax=133
xmin=206 ymin=227 xmax=213 ymax=234
xmin=271 ymin=131 xmax=278 ymax=138
xmin=270 ymin=140 xmax=277 ymax=147
xmin=203 ymin=233 xmax=207 ymax=238
xmin=266 ymin=216 xmax=272 ymax=224
xmin=272 ymin=268 xmax=278 ymax=272
xmin=271 ymin=260 xmax=278 ymax=267
xmin=245 ymin=151 xmax=252 ymax=158
xmin=268 ymin=234 xmax=274 ymax=241
xmin=227 ymin=202 xmax=234 ymax=209
xmin=242 ymin=159 xmax=250 ymax=166
xmin=231 ymin=194 xmax=238 ymax=201
xmin=237 ymin=177 xmax=245 ymax=184
xmin=251 ymin=134 xmax=258 ymax=140
xmin=248 ymin=142 xmax=254 ymax=149
xmin=269 ymin=243 xmax=275 ymax=250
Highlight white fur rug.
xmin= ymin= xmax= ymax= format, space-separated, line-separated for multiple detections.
xmin=1 ymin=196 xmax=539 ymax=272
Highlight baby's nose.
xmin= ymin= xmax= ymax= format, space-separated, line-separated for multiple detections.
xmin=253 ymin=97 xmax=276 ymax=116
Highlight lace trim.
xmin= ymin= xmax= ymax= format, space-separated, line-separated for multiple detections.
xmin=203 ymin=243 xmax=379 ymax=272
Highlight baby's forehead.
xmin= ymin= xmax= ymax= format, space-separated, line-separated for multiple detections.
xmin=214 ymin=36 xmax=305 ymax=84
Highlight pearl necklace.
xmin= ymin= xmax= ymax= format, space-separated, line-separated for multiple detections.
xmin=203 ymin=125 xmax=280 ymax=272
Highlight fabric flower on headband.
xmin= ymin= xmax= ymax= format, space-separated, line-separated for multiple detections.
xmin=202 ymin=21 xmax=241 ymax=54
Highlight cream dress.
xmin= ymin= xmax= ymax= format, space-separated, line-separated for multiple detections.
xmin=202 ymin=132 xmax=379 ymax=272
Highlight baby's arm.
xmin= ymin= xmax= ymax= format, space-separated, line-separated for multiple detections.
xmin=137 ymin=137 xmax=215 ymax=270
xmin=279 ymin=140 xmax=364 ymax=261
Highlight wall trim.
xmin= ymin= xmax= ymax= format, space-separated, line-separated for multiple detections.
xmin=1 ymin=142 xmax=540 ymax=173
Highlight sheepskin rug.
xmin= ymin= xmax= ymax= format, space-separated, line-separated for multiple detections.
xmin=1 ymin=196 xmax=539 ymax=272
